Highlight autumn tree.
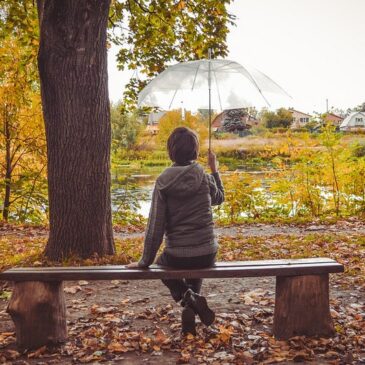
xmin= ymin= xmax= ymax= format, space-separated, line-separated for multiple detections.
xmin=157 ymin=110 xmax=208 ymax=148
xmin=354 ymin=101 xmax=365 ymax=113
xmin=110 ymin=0 xmax=236 ymax=110
xmin=0 ymin=37 xmax=46 ymax=222
xmin=110 ymin=102 xmax=145 ymax=156
xmin=262 ymin=108 xmax=293 ymax=129
xmin=1 ymin=0 xmax=235 ymax=260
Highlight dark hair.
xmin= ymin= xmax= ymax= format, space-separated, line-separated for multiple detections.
xmin=167 ymin=127 xmax=199 ymax=164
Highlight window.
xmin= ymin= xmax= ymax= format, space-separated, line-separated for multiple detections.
xmin=355 ymin=117 xmax=363 ymax=126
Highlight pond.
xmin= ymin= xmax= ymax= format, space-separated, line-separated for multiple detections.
xmin=111 ymin=161 xmax=272 ymax=219
xmin=111 ymin=159 xmax=365 ymax=222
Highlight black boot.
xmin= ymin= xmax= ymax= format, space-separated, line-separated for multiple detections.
xmin=181 ymin=305 xmax=196 ymax=335
xmin=183 ymin=289 xmax=215 ymax=326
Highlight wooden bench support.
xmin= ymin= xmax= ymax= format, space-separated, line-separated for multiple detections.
xmin=273 ymin=274 xmax=335 ymax=340
xmin=7 ymin=281 xmax=67 ymax=350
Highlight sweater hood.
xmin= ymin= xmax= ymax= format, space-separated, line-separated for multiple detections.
xmin=156 ymin=162 xmax=205 ymax=197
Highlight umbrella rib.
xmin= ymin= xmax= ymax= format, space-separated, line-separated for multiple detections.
xmin=169 ymin=88 xmax=178 ymax=109
xmin=191 ymin=63 xmax=201 ymax=91
xmin=238 ymin=64 xmax=272 ymax=107
xmin=213 ymin=69 xmax=223 ymax=111
xmin=248 ymin=74 xmax=271 ymax=107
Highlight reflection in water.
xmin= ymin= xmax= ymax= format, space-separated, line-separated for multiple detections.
xmin=111 ymin=163 xmax=271 ymax=219
xmin=139 ymin=200 xmax=153 ymax=218
xmin=111 ymin=165 xmax=162 ymax=219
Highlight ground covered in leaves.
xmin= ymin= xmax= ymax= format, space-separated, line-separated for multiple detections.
xmin=0 ymin=221 xmax=364 ymax=364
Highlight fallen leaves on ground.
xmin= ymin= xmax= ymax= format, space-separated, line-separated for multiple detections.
xmin=0 ymin=222 xmax=364 ymax=363
xmin=1 ymin=298 xmax=363 ymax=364
xmin=217 ymin=232 xmax=365 ymax=287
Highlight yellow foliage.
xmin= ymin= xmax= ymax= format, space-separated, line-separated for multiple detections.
xmin=156 ymin=110 xmax=208 ymax=150
xmin=0 ymin=36 xmax=46 ymax=222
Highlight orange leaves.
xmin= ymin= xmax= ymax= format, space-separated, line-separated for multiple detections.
xmin=1 ymin=284 xmax=365 ymax=363
xmin=176 ymin=1 xmax=186 ymax=11
xmin=216 ymin=325 xmax=234 ymax=343
xmin=154 ymin=327 xmax=169 ymax=345
xmin=177 ymin=350 xmax=191 ymax=363
xmin=107 ymin=341 xmax=129 ymax=353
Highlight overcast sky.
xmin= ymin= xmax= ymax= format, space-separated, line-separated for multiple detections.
xmin=108 ymin=0 xmax=365 ymax=114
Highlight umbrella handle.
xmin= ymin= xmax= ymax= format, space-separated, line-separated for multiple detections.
xmin=208 ymin=48 xmax=212 ymax=152
xmin=208 ymin=110 xmax=212 ymax=152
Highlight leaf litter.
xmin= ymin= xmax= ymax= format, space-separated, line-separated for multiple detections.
xmin=0 ymin=222 xmax=364 ymax=364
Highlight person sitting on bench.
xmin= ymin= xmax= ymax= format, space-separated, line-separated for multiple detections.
xmin=127 ymin=126 xmax=224 ymax=335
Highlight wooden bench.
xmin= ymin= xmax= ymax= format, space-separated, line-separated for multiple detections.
xmin=0 ymin=257 xmax=344 ymax=350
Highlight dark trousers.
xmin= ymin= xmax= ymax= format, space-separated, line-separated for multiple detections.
xmin=156 ymin=252 xmax=216 ymax=302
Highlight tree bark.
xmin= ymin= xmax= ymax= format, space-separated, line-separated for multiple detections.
xmin=3 ymin=110 xmax=11 ymax=221
xmin=3 ymin=171 xmax=11 ymax=221
xmin=7 ymin=281 xmax=67 ymax=350
xmin=37 ymin=0 xmax=115 ymax=260
xmin=273 ymin=274 xmax=335 ymax=340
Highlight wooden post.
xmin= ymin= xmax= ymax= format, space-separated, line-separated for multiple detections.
xmin=273 ymin=274 xmax=335 ymax=340
xmin=7 ymin=281 xmax=67 ymax=350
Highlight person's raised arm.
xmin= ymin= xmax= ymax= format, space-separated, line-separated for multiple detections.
xmin=208 ymin=150 xmax=224 ymax=206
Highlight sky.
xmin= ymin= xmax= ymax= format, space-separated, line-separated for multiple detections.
xmin=107 ymin=0 xmax=365 ymax=114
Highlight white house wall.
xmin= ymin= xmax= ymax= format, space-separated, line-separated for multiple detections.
xmin=340 ymin=112 xmax=365 ymax=130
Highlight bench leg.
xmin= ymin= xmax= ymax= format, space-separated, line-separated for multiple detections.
xmin=273 ymin=274 xmax=335 ymax=340
xmin=7 ymin=281 xmax=67 ymax=350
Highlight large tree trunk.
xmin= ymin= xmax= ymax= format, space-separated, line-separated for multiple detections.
xmin=37 ymin=0 xmax=114 ymax=260
xmin=7 ymin=281 xmax=67 ymax=350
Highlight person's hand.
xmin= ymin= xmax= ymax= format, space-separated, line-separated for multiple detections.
xmin=126 ymin=262 xmax=140 ymax=268
xmin=208 ymin=150 xmax=219 ymax=173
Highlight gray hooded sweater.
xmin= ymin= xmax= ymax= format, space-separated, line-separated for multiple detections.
xmin=138 ymin=162 xmax=224 ymax=267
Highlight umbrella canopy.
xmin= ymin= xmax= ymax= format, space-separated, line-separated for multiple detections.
xmin=138 ymin=58 xmax=290 ymax=111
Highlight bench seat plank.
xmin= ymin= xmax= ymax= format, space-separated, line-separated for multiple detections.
xmin=0 ymin=258 xmax=344 ymax=281
xmin=3 ymin=257 xmax=338 ymax=272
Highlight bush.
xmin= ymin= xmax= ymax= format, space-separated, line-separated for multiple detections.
xmin=352 ymin=144 xmax=365 ymax=157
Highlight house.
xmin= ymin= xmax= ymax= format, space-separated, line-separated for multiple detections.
xmin=323 ymin=113 xmax=344 ymax=126
xmin=289 ymin=109 xmax=312 ymax=128
xmin=145 ymin=111 xmax=166 ymax=135
xmin=340 ymin=112 xmax=365 ymax=131
xmin=211 ymin=112 xmax=225 ymax=131
xmin=211 ymin=108 xmax=259 ymax=133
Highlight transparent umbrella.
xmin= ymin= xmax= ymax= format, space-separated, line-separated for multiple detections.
xmin=138 ymin=53 xmax=290 ymax=148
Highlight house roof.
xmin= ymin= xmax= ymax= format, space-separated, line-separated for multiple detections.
xmin=211 ymin=112 xmax=224 ymax=128
xmin=340 ymin=111 xmax=365 ymax=128
xmin=289 ymin=109 xmax=312 ymax=117
xmin=325 ymin=113 xmax=344 ymax=120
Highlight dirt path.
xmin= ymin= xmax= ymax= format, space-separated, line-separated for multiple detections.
xmin=2 ymin=220 xmax=365 ymax=240
xmin=115 ymin=220 xmax=365 ymax=240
